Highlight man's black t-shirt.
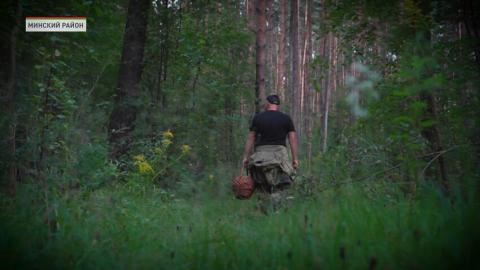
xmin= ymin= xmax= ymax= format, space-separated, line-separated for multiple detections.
xmin=249 ymin=110 xmax=295 ymax=146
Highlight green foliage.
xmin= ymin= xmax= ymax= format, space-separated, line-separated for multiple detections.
xmin=353 ymin=32 xmax=479 ymax=181
xmin=137 ymin=2 xmax=253 ymax=169
xmin=322 ymin=0 xmax=480 ymax=187
xmin=1 ymin=1 xmax=126 ymax=190
xmin=2 ymin=0 xmax=479 ymax=268
xmin=1 ymin=180 xmax=478 ymax=269
xmin=69 ymin=143 xmax=118 ymax=190
xmin=127 ymin=129 xmax=192 ymax=190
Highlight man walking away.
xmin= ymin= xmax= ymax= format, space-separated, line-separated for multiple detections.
xmin=242 ymin=94 xmax=299 ymax=214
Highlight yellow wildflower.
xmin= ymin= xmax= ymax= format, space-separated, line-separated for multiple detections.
xmin=133 ymin=154 xmax=145 ymax=162
xmin=162 ymin=138 xmax=173 ymax=147
xmin=181 ymin=144 xmax=191 ymax=154
xmin=137 ymin=161 xmax=153 ymax=174
xmin=154 ymin=147 xmax=163 ymax=154
xmin=133 ymin=154 xmax=153 ymax=174
xmin=162 ymin=129 xmax=174 ymax=139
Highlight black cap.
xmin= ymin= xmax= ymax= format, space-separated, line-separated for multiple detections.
xmin=266 ymin=94 xmax=280 ymax=105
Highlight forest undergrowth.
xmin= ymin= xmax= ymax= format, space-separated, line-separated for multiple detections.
xmin=2 ymin=0 xmax=480 ymax=269
xmin=1 ymin=162 xmax=479 ymax=270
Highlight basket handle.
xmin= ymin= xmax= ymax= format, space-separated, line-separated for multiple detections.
xmin=238 ymin=167 xmax=249 ymax=176
xmin=238 ymin=162 xmax=249 ymax=176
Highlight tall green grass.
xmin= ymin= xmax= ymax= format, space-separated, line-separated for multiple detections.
xmin=1 ymin=179 xmax=479 ymax=269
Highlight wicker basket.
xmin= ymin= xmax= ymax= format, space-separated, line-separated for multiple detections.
xmin=232 ymin=173 xmax=254 ymax=199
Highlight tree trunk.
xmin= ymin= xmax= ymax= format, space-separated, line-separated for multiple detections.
xmin=461 ymin=0 xmax=480 ymax=169
xmin=461 ymin=0 xmax=480 ymax=65
xmin=420 ymin=92 xmax=449 ymax=193
xmin=322 ymin=33 xmax=334 ymax=152
xmin=156 ymin=0 xmax=170 ymax=109
xmin=266 ymin=0 xmax=274 ymax=93
xmin=247 ymin=0 xmax=256 ymax=32
xmin=255 ymin=0 xmax=266 ymax=112
xmin=303 ymin=0 xmax=313 ymax=167
xmin=276 ymin=0 xmax=286 ymax=101
xmin=2 ymin=0 xmax=21 ymax=194
xmin=290 ymin=0 xmax=301 ymax=136
xmin=417 ymin=29 xmax=450 ymax=193
xmin=108 ymin=0 xmax=149 ymax=161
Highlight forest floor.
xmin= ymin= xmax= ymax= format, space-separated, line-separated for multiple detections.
xmin=1 ymin=180 xmax=479 ymax=269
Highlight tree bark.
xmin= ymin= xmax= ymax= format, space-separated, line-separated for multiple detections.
xmin=303 ymin=0 xmax=313 ymax=167
xmin=108 ymin=0 xmax=149 ymax=161
xmin=322 ymin=33 xmax=334 ymax=152
xmin=266 ymin=0 xmax=274 ymax=93
xmin=290 ymin=0 xmax=301 ymax=136
xmin=247 ymin=0 xmax=256 ymax=32
xmin=255 ymin=0 xmax=266 ymax=112
xmin=420 ymin=92 xmax=449 ymax=193
xmin=461 ymin=0 xmax=480 ymax=170
xmin=156 ymin=0 xmax=170 ymax=109
xmin=2 ymin=0 xmax=21 ymax=194
xmin=276 ymin=0 xmax=286 ymax=101
xmin=461 ymin=0 xmax=480 ymax=65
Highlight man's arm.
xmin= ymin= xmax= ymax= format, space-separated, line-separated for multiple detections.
xmin=242 ymin=131 xmax=256 ymax=168
xmin=288 ymin=131 xmax=299 ymax=169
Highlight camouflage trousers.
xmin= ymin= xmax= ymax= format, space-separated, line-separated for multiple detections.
xmin=255 ymin=182 xmax=294 ymax=214
xmin=247 ymin=145 xmax=294 ymax=214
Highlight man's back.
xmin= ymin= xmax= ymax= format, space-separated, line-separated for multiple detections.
xmin=250 ymin=110 xmax=295 ymax=147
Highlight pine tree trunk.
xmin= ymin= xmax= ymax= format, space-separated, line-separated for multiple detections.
xmin=108 ymin=0 xmax=149 ymax=161
xmin=158 ymin=0 xmax=170 ymax=109
xmin=303 ymin=0 xmax=313 ymax=166
xmin=418 ymin=29 xmax=450 ymax=193
xmin=2 ymin=0 xmax=21 ymax=194
xmin=461 ymin=0 xmax=480 ymax=65
xmin=321 ymin=33 xmax=333 ymax=152
xmin=255 ymin=0 xmax=266 ymax=112
xmin=247 ymin=0 xmax=256 ymax=32
xmin=276 ymin=0 xmax=286 ymax=101
xmin=290 ymin=0 xmax=301 ymax=136
xmin=266 ymin=0 xmax=274 ymax=93
xmin=420 ymin=92 xmax=449 ymax=193
xmin=461 ymin=0 xmax=480 ymax=169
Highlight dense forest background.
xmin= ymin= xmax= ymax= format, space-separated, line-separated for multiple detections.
xmin=1 ymin=0 xmax=479 ymax=269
